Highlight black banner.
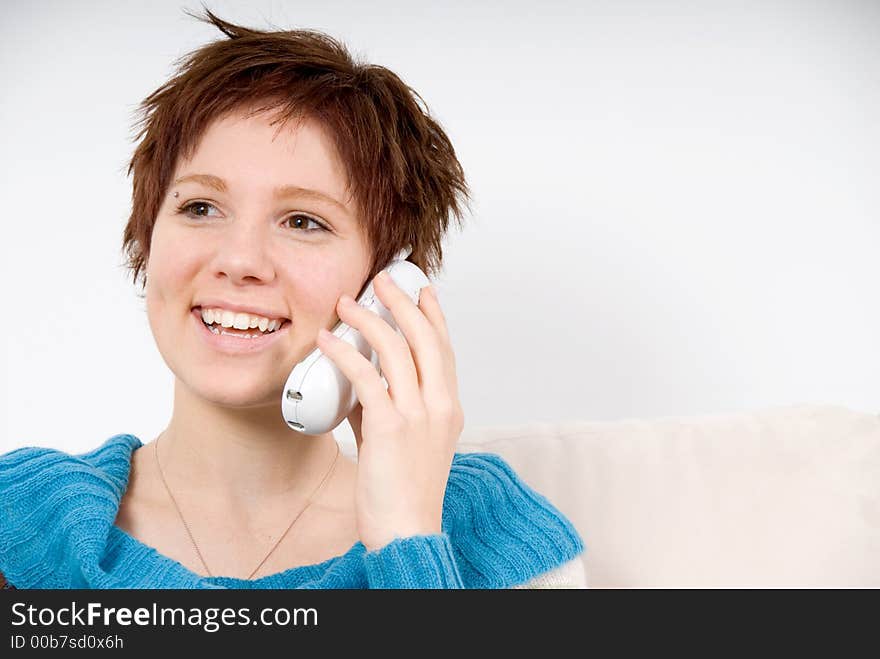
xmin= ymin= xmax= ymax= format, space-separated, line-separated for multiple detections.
xmin=0 ymin=588 xmax=867 ymax=652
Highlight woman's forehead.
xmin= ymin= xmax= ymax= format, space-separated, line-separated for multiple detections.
xmin=175 ymin=111 xmax=354 ymax=208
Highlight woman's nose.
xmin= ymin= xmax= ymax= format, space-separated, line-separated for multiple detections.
xmin=211 ymin=219 xmax=277 ymax=284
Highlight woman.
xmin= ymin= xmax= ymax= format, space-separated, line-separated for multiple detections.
xmin=0 ymin=8 xmax=585 ymax=589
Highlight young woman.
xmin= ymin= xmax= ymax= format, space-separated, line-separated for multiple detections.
xmin=0 ymin=8 xmax=585 ymax=589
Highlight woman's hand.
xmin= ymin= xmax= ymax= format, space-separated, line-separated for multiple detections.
xmin=315 ymin=269 xmax=465 ymax=551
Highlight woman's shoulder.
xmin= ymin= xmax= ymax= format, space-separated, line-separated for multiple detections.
xmin=442 ymin=451 xmax=586 ymax=588
xmin=0 ymin=434 xmax=143 ymax=534
xmin=0 ymin=434 xmax=142 ymax=493
xmin=0 ymin=434 xmax=143 ymax=589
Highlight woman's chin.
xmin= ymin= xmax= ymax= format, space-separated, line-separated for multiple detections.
xmin=190 ymin=378 xmax=283 ymax=408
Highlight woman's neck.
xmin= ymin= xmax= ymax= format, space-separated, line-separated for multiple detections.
xmin=155 ymin=379 xmax=339 ymax=510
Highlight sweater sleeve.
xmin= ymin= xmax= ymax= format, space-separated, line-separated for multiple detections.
xmin=362 ymin=533 xmax=464 ymax=588
xmin=444 ymin=451 xmax=586 ymax=588
xmin=360 ymin=452 xmax=586 ymax=589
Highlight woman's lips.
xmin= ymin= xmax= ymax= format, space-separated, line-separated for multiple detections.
xmin=191 ymin=308 xmax=290 ymax=354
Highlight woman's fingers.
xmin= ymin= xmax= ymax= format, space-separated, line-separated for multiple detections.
xmin=370 ymin=271 xmax=455 ymax=407
xmin=319 ymin=269 xmax=463 ymax=438
xmin=332 ymin=282 xmax=423 ymax=418
xmin=412 ymin=284 xmax=460 ymax=403
xmin=316 ymin=327 xmax=397 ymax=424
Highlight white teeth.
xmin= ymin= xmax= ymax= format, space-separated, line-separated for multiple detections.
xmin=233 ymin=313 xmax=250 ymax=330
xmin=199 ymin=306 xmax=288 ymax=335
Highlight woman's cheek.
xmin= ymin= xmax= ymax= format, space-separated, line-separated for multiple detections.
xmin=282 ymin=260 xmax=352 ymax=320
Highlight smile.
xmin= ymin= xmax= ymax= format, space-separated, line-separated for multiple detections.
xmin=191 ymin=308 xmax=290 ymax=354
xmin=199 ymin=306 xmax=286 ymax=336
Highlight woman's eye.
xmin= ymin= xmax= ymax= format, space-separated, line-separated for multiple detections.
xmin=176 ymin=202 xmax=329 ymax=234
xmin=285 ymin=213 xmax=330 ymax=233
xmin=178 ymin=201 xmax=218 ymax=218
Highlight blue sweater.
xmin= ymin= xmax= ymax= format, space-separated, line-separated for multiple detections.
xmin=0 ymin=434 xmax=584 ymax=589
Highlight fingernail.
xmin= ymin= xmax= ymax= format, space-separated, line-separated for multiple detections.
xmin=376 ymin=270 xmax=390 ymax=282
xmin=318 ymin=328 xmax=336 ymax=341
xmin=339 ymin=294 xmax=355 ymax=307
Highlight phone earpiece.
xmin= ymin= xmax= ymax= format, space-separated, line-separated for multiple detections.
xmin=281 ymin=244 xmax=429 ymax=435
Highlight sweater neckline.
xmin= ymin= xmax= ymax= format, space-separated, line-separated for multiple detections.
xmin=110 ymin=523 xmax=364 ymax=587
xmin=108 ymin=434 xmax=367 ymax=588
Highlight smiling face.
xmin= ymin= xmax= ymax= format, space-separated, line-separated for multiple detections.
xmin=144 ymin=106 xmax=372 ymax=408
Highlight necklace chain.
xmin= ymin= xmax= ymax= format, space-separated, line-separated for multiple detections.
xmin=154 ymin=432 xmax=340 ymax=580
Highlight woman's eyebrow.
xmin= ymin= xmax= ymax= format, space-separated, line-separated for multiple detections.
xmin=173 ymin=173 xmax=349 ymax=213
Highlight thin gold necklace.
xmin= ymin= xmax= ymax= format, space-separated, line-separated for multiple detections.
xmin=153 ymin=432 xmax=340 ymax=580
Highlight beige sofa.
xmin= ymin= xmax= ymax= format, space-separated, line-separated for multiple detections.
xmin=454 ymin=403 xmax=880 ymax=588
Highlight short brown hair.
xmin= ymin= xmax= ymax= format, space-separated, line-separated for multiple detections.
xmin=121 ymin=6 xmax=471 ymax=295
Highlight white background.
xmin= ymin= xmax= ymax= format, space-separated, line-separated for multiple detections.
xmin=2 ymin=0 xmax=878 ymax=455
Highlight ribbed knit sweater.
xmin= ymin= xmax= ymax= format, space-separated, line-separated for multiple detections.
xmin=0 ymin=434 xmax=585 ymax=589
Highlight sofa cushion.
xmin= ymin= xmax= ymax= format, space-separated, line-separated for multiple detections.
xmin=456 ymin=403 xmax=880 ymax=587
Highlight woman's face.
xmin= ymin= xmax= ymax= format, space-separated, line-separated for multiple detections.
xmin=144 ymin=107 xmax=371 ymax=408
